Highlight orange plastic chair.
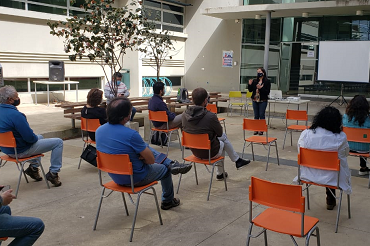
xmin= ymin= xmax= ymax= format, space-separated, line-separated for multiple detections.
xmin=246 ymin=176 xmax=320 ymax=246
xmin=0 ymin=132 xmax=50 ymax=198
xmin=93 ymin=151 xmax=162 ymax=242
xmin=342 ymin=127 xmax=370 ymax=188
xmin=298 ymin=147 xmax=351 ymax=233
xmin=283 ymin=110 xmax=308 ymax=149
xmin=78 ymin=117 xmax=101 ymax=169
xmin=148 ymin=110 xmax=181 ymax=155
xmin=242 ymin=119 xmax=279 ymax=171
xmin=206 ymin=103 xmax=227 ymax=134
xmin=176 ymin=132 xmax=226 ymax=201
xmin=227 ymin=91 xmax=246 ymax=116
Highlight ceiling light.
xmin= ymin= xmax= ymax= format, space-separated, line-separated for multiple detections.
xmin=302 ymin=12 xmax=309 ymax=18
xmin=356 ymin=10 xmax=364 ymax=16
xmin=255 ymin=14 xmax=261 ymax=20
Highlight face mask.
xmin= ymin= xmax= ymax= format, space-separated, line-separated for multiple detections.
xmin=12 ymin=98 xmax=20 ymax=107
xmin=116 ymin=80 xmax=121 ymax=86
xmin=257 ymin=73 xmax=264 ymax=78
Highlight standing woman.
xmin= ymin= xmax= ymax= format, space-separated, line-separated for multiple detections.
xmin=248 ymin=67 xmax=271 ymax=135
xmin=342 ymin=95 xmax=370 ymax=175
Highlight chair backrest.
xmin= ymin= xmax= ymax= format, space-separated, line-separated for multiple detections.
xmin=286 ymin=109 xmax=308 ymax=121
xmin=229 ymin=91 xmax=242 ymax=99
xmin=149 ymin=110 xmax=168 ymax=123
xmin=298 ymin=147 xmax=340 ymax=172
xmin=246 ymin=90 xmax=253 ymax=99
xmin=249 ymin=176 xmax=305 ymax=214
xmin=182 ymin=131 xmax=210 ymax=150
xmin=243 ymin=119 xmax=267 ymax=132
xmin=206 ymin=103 xmax=217 ymax=114
xmin=343 ymin=127 xmax=370 ymax=144
xmin=96 ymin=151 xmax=133 ymax=175
xmin=0 ymin=132 xmax=16 ymax=148
xmin=81 ymin=118 xmax=101 ymax=132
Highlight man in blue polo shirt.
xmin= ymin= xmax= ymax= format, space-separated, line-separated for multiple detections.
xmin=96 ymin=97 xmax=184 ymax=210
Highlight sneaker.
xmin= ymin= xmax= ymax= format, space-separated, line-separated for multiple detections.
xmin=216 ymin=172 xmax=228 ymax=181
xmin=359 ymin=167 xmax=370 ymax=176
xmin=235 ymin=158 xmax=251 ymax=170
xmin=161 ymin=198 xmax=180 ymax=210
xmin=170 ymin=161 xmax=192 ymax=175
xmin=46 ymin=171 xmax=62 ymax=187
xmin=24 ymin=166 xmax=43 ymax=181
xmin=326 ymin=200 xmax=336 ymax=210
xmin=258 ymin=131 xmax=264 ymax=135
xmin=253 ymin=131 xmax=258 ymax=135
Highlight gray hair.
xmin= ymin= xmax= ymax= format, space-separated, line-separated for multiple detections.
xmin=0 ymin=85 xmax=17 ymax=104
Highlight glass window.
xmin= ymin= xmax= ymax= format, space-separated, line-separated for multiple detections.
xmin=144 ymin=8 xmax=161 ymax=21
xmin=69 ymin=9 xmax=88 ymax=18
xmin=70 ymin=77 xmax=101 ymax=90
xmin=163 ymin=12 xmax=183 ymax=26
xmin=163 ymin=3 xmax=183 ymax=13
xmin=0 ymin=0 xmax=25 ymax=9
xmin=143 ymin=0 xmax=161 ymax=9
xmin=71 ymin=0 xmax=86 ymax=8
xmin=28 ymin=3 xmax=67 ymax=15
xmin=162 ymin=25 xmax=182 ymax=32
xmin=4 ymin=79 xmax=28 ymax=92
xmin=242 ymin=18 xmax=281 ymax=45
xmin=29 ymin=0 xmax=67 ymax=7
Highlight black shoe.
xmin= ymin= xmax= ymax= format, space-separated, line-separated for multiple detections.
xmin=170 ymin=161 xmax=192 ymax=175
xmin=46 ymin=171 xmax=62 ymax=187
xmin=258 ymin=131 xmax=264 ymax=135
xmin=236 ymin=158 xmax=250 ymax=170
xmin=359 ymin=167 xmax=370 ymax=176
xmin=161 ymin=198 xmax=180 ymax=210
xmin=253 ymin=131 xmax=258 ymax=135
xmin=25 ymin=166 xmax=43 ymax=181
xmin=216 ymin=172 xmax=228 ymax=181
xmin=326 ymin=200 xmax=336 ymax=210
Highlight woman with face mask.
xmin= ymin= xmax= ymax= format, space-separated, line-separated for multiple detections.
xmin=248 ymin=67 xmax=271 ymax=135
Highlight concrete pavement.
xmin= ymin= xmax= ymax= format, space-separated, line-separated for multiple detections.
xmin=2 ymin=98 xmax=370 ymax=246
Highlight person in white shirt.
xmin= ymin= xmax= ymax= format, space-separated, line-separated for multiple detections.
xmin=104 ymin=72 xmax=136 ymax=121
xmin=294 ymin=106 xmax=351 ymax=210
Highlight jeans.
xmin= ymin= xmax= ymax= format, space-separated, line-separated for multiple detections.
xmin=133 ymin=164 xmax=174 ymax=202
xmin=130 ymin=107 xmax=136 ymax=121
xmin=212 ymin=133 xmax=240 ymax=175
xmin=156 ymin=114 xmax=183 ymax=130
xmin=252 ymin=101 xmax=268 ymax=120
xmin=9 ymin=135 xmax=63 ymax=173
xmin=0 ymin=206 xmax=44 ymax=246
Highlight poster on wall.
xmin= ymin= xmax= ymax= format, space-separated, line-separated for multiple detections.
xmin=222 ymin=50 xmax=233 ymax=68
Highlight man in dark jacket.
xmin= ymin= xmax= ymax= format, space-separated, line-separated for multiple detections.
xmin=182 ymin=87 xmax=250 ymax=180
xmin=0 ymin=86 xmax=62 ymax=187
xmin=148 ymin=82 xmax=182 ymax=129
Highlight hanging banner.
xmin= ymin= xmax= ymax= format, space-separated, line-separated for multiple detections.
xmin=222 ymin=50 xmax=233 ymax=68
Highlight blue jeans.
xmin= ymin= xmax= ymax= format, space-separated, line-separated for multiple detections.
xmin=10 ymin=135 xmax=63 ymax=173
xmin=252 ymin=101 xmax=268 ymax=120
xmin=130 ymin=107 xmax=136 ymax=121
xmin=0 ymin=206 xmax=44 ymax=246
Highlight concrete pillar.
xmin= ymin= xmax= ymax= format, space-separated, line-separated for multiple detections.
xmin=263 ymin=11 xmax=272 ymax=74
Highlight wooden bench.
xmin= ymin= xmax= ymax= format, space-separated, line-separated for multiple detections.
xmin=58 ymin=97 xmax=151 ymax=128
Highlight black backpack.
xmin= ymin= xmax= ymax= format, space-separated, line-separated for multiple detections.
xmin=151 ymin=132 xmax=168 ymax=146
xmin=177 ymin=88 xmax=190 ymax=103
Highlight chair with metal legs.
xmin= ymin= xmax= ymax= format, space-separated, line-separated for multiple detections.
xmin=206 ymin=103 xmax=227 ymax=134
xmin=93 ymin=151 xmax=162 ymax=242
xmin=78 ymin=117 xmax=101 ymax=169
xmin=283 ymin=109 xmax=308 ymax=149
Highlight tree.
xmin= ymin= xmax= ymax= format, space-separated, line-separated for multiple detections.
xmin=139 ymin=9 xmax=176 ymax=83
xmin=48 ymin=0 xmax=150 ymax=97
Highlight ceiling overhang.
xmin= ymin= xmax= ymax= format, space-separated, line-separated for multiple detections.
xmin=202 ymin=1 xmax=370 ymax=20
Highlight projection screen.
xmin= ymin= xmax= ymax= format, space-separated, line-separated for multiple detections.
xmin=317 ymin=41 xmax=370 ymax=83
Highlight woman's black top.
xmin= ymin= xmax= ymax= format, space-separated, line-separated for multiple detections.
xmin=81 ymin=106 xmax=107 ymax=141
xmin=247 ymin=78 xmax=271 ymax=101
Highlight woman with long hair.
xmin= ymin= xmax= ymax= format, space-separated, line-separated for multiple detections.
xmin=247 ymin=67 xmax=271 ymax=135
xmin=295 ymin=106 xmax=351 ymax=210
xmin=343 ymin=95 xmax=370 ymax=175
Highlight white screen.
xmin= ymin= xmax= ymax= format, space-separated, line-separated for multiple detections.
xmin=317 ymin=41 xmax=370 ymax=83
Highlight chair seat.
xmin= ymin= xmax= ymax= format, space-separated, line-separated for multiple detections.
xmin=151 ymin=127 xmax=179 ymax=133
xmin=184 ymin=155 xmax=224 ymax=165
xmin=253 ymin=208 xmax=319 ymax=237
xmin=349 ymin=151 xmax=370 ymax=158
xmin=83 ymin=139 xmax=96 ymax=144
xmin=230 ymin=103 xmax=245 ymax=106
xmin=0 ymin=153 xmax=44 ymax=162
xmin=103 ymin=180 xmax=158 ymax=194
xmin=245 ymin=136 xmax=277 ymax=144
xmin=287 ymin=125 xmax=308 ymax=131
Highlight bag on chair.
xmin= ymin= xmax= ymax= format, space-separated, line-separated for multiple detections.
xmin=80 ymin=145 xmax=97 ymax=167
xmin=151 ymin=132 xmax=168 ymax=146
xmin=177 ymin=88 xmax=190 ymax=103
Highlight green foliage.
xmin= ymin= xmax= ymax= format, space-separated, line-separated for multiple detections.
xmin=48 ymin=0 xmax=152 ymax=97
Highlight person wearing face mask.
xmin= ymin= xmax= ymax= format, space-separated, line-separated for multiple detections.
xmin=0 ymin=85 xmax=63 ymax=187
xmin=248 ymin=67 xmax=271 ymax=135
xmin=104 ymin=72 xmax=136 ymax=121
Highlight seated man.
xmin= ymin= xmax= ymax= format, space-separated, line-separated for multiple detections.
xmin=0 ymin=186 xmax=45 ymax=245
xmin=182 ymin=87 xmax=250 ymax=180
xmin=96 ymin=97 xmax=191 ymax=210
xmin=0 ymin=86 xmax=62 ymax=187
xmin=148 ymin=82 xmax=182 ymax=130
xmin=104 ymin=72 xmax=136 ymax=121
